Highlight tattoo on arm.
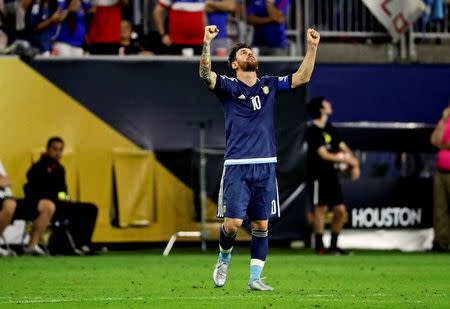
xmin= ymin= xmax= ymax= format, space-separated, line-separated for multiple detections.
xmin=199 ymin=41 xmax=213 ymax=87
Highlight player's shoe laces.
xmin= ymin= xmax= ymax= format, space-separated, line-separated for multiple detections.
xmin=248 ymin=279 xmax=274 ymax=291
xmin=213 ymin=260 xmax=229 ymax=287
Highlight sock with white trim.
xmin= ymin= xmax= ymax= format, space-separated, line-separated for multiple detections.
xmin=250 ymin=229 xmax=268 ymax=282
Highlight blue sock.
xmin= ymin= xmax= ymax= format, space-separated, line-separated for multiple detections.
xmin=218 ymin=224 xmax=236 ymax=262
xmin=249 ymin=229 xmax=268 ymax=282
xmin=219 ymin=246 xmax=232 ymax=262
xmin=250 ymin=259 xmax=265 ymax=282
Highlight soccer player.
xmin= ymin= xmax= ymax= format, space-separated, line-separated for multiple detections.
xmin=199 ymin=25 xmax=320 ymax=290
xmin=304 ymin=97 xmax=360 ymax=255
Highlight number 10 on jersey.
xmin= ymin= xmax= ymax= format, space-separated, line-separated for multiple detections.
xmin=251 ymin=96 xmax=261 ymax=110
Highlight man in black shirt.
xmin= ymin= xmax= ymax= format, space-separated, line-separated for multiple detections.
xmin=24 ymin=137 xmax=98 ymax=254
xmin=304 ymin=97 xmax=360 ymax=255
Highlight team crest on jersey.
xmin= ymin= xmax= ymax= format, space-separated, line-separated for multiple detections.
xmin=262 ymin=86 xmax=270 ymax=95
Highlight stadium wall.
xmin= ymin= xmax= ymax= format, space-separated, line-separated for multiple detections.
xmin=0 ymin=57 xmax=220 ymax=243
xmin=309 ymin=64 xmax=450 ymax=123
xmin=1 ymin=57 xmax=308 ymax=243
xmin=1 ymin=57 xmax=445 ymax=244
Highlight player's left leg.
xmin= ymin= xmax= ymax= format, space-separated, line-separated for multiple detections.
xmin=329 ymin=204 xmax=350 ymax=255
xmin=247 ymin=163 xmax=277 ymax=291
xmin=248 ymin=219 xmax=273 ymax=291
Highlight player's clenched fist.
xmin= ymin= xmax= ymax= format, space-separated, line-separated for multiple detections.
xmin=204 ymin=25 xmax=219 ymax=42
xmin=307 ymin=28 xmax=320 ymax=47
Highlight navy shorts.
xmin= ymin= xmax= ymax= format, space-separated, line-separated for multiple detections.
xmin=217 ymin=163 xmax=280 ymax=220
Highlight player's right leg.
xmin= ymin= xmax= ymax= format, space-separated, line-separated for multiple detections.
xmin=213 ymin=165 xmax=249 ymax=287
xmin=213 ymin=218 xmax=242 ymax=287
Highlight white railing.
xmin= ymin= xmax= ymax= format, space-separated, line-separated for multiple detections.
xmin=299 ymin=0 xmax=450 ymax=60
xmin=286 ymin=0 xmax=302 ymax=55
xmin=411 ymin=2 xmax=450 ymax=39
xmin=138 ymin=0 xmax=448 ymax=59
xmin=409 ymin=2 xmax=450 ymax=59
xmin=302 ymin=0 xmax=388 ymax=38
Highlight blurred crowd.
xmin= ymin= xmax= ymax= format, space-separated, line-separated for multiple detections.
xmin=0 ymin=0 xmax=291 ymax=57
xmin=1 ymin=0 xmax=449 ymax=58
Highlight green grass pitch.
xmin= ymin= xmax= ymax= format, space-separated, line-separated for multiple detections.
xmin=0 ymin=248 xmax=449 ymax=308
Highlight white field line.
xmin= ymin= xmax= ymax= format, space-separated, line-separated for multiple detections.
xmin=1 ymin=293 xmax=446 ymax=304
xmin=0 ymin=297 xmax=144 ymax=304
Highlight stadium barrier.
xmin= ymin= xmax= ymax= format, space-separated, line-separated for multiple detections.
xmin=1 ymin=57 xmax=447 ymax=248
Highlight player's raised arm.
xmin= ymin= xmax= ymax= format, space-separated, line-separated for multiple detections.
xmin=291 ymin=28 xmax=320 ymax=88
xmin=199 ymin=26 xmax=219 ymax=90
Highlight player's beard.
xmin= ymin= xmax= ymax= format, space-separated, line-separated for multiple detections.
xmin=239 ymin=57 xmax=258 ymax=72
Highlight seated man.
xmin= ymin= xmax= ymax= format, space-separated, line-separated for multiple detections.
xmin=0 ymin=160 xmax=55 ymax=256
xmin=23 ymin=137 xmax=98 ymax=254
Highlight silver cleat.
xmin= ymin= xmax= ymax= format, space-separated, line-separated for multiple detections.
xmin=213 ymin=260 xmax=229 ymax=287
xmin=248 ymin=279 xmax=274 ymax=291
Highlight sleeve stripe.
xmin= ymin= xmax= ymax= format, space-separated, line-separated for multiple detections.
xmin=277 ymin=75 xmax=292 ymax=91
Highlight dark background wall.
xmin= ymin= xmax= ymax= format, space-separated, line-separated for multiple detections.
xmin=309 ymin=64 xmax=450 ymax=123
xmin=29 ymin=58 xmax=306 ymax=150
xmin=27 ymin=59 xmax=442 ymax=240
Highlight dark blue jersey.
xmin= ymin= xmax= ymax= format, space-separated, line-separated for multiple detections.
xmin=213 ymin=74 xmax=292 ymax=164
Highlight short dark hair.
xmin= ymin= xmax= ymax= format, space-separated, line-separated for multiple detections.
xmin=46 ymin=136 xmax=64 ymax=149
xmin=307 ymin=96 xmax=325 ymax=119
xmin=228 ymin=43 xmax=252 ymax=70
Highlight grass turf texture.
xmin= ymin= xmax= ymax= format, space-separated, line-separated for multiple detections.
xmin=0 ymin=248 xmax=449 ymax=308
